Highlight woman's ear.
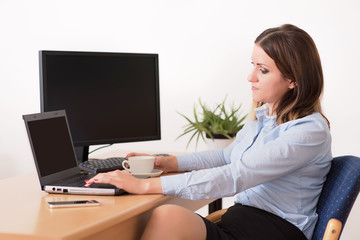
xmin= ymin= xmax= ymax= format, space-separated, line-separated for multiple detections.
xmin=288 ymin=79 xmax=297 ymax=89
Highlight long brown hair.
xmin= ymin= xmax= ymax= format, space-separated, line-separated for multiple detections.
xmin=252 ymin=24 xmax=329 ymax=127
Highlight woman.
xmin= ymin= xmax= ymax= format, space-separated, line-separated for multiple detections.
xmin=85 ymin=24 xmax=332 ymax=240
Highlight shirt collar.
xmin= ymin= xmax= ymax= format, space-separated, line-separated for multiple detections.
xmin=255 ymin=103 xmax=269 ymax=118
xmin=255 ymin=103 xmax=276 ymax=126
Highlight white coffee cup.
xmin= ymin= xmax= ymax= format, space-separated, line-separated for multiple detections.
xmin=122 ymin=156 xmax=155 ymax=173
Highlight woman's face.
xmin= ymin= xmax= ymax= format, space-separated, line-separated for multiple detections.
xmin=248 ymin=44 xmax=295 ymax=114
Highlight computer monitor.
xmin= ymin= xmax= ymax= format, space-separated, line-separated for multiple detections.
xmin=39 ymin=50 xmax=161 ymax=163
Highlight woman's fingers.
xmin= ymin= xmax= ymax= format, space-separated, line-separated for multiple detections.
xmin=126 ymin=152 xmax=151 ymax=158
xmin=84 ymin=170 xmax=122 ymax=187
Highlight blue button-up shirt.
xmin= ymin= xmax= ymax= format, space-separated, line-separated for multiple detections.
xmin=161 ymin=105 xmax=332 ymax=239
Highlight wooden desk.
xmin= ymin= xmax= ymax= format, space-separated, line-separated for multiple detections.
xmin=0 ymin=173 xmax=212 ymax=240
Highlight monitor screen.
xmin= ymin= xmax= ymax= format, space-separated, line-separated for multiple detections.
xmin=39 ymin=50 xmax=160 ymax=162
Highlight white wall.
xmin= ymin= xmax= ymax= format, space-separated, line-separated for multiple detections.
xmin=1 ymin=0 xmax=359 ymax=239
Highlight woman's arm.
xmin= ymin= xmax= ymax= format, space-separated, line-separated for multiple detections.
xmin=161 ymin=114 xmax=332 ymax=200
xmin=84 ymin=170 xmax=163 ymax=194
xmin=176 ymin=124 xmax=249 ymax=172
xmin=84 ymin=153 xmax=179 ymax=194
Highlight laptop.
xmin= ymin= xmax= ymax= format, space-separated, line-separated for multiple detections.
xmin=23 ymin=110 xmax=125 ymax=196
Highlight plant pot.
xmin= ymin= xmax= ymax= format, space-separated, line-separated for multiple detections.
xmin=206 ymin=134 xmax=234 ymax=150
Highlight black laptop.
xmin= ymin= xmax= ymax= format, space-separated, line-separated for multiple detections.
xmin=23 ymin=110 xmax=124 ymax=196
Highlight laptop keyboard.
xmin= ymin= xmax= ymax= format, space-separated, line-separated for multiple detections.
xmin=51 ymin=173 xmax=118 ymax=189
xmin=78 ymin=157 xmax=126 ymax=174
xmin=54 ymin=173 xmax=94 ymax=187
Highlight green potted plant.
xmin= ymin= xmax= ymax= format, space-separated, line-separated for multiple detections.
xmin=177 ymin=97 xmax=247 ymax=149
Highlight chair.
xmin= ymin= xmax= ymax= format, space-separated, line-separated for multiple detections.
xmin=206 ymin=155 xmax=360 ymax=240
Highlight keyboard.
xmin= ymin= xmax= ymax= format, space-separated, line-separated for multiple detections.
xmin=52 ymin=172 xmax=94 ymax=187
xmin=52 ymin=172 xmax=120 ymax=189
xmin=78 ymin=157 xmax=126 ymax=174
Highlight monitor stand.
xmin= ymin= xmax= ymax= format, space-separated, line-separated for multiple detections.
xmin=74 ymin=146 xmax=89 ymax=164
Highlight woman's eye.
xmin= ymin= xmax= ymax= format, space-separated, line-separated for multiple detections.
xmin=260 ymin=68 xmax=269 ymax=74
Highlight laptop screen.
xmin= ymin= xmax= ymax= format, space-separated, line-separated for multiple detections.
xmin=26 ymin=115 xmax=77 ymax=177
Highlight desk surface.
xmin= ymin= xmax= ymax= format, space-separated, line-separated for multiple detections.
xmin=0 ymin=172 xmax=212 ymax=240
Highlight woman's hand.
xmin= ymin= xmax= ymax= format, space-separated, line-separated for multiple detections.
xmin=126 ymin=152 xmax=179 ymax=173
xmin=84 ymin=170 xmax=162 ymax=195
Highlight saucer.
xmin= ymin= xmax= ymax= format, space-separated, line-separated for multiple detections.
xmin=126 ymin=169 xmax=163 ymax=177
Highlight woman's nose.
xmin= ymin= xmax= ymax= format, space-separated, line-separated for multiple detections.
xmin=247 ymin=69 xmax=257 ymax=83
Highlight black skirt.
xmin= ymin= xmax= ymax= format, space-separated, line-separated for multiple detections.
xmin=201 ymin=204 xmax=307 ymax=240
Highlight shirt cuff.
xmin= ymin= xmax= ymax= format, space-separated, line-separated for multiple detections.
xmin=160 ymin=174 xmax=187 ymax=196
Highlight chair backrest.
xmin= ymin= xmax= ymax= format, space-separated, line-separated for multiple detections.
xmin=312 ymin=155 xmax=360 ymax=240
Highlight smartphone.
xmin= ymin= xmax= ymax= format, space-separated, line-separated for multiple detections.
xmin=47 ymin=200 xmax=100 ymax=209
